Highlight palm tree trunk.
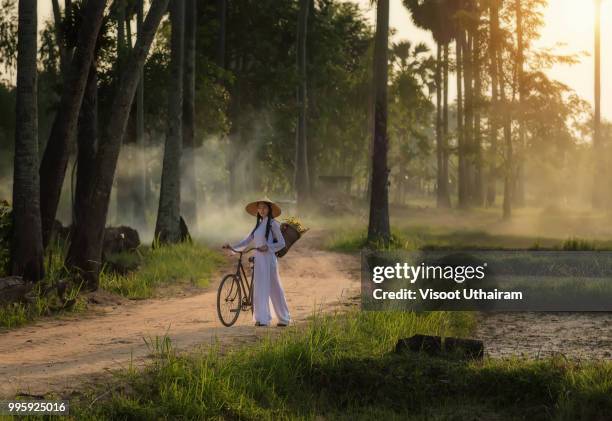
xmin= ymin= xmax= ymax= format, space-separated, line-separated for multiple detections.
xmin=442 ymin=43 xmax=450 ymax=206
xmin=295 ymin=0 xmax=311 ymax=209
xmin=456 ymin=36 xmax=467 ymax=208
xmin=593 ymin=0 xmax=602 ymax=208
xmin=514 ymin=0 xmax=526 ymax=207
xmin=11 ymin=0 xmax=44 ymax=282
xmin=65 ymin=0 xmax=169 ymax=290
xmin=38 ymin=0 xmax=107 ymax=248
xmin=462 ymin=30 xmax=474 ymax=205
xmin=216 ymin=0 xmax=226 ymax=69
xmin=155 ymin=0 xmax=185 ymax=244
xmin=115 ymin=0 xmax=132 ymax=225
xmin=182 ymin=0 xmax=198 ymax=231
xmin=367 ymin=0 xmax=390 ymax=245
xmin=134 ymin=0 xmax=147 ymax=229
xmin=74 ymin=65 xmax=98 ymax=231
xmin=498 ymin=48 xmax=512 ymax=220
xmin=473 ymin=21 xmax=484 ymax=206
xmin=435 ymin=43 xmax=450 ymax=208
xmin=486 ymin=0 xmax=500 ymax=207
xmin=51 ymin=0 xmax=69 ymax=79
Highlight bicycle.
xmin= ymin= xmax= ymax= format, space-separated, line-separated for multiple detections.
xmin=217 ymin=246 xmax=256 ymax=327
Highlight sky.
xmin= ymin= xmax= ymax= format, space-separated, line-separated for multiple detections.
xmin=5 ymin=1 xmax=609 ymax=120
xmin=354 ymin=0 xmax=611 ymax=120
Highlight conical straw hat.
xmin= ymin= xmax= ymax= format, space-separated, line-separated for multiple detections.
xmin=245 ymin=197 xmax=282 ymax=218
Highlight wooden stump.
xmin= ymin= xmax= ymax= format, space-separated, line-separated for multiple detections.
xmin=0 ymin=276 xmax=33 ymax=304
xmin=102 ymin=226 xmax=141 ymax=258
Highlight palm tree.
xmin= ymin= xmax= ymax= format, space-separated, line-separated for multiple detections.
xmin=38 ymin=0 xmax=107 ymax=247
xmin=514 ymin=0 xmax=526 ymax=207
xmin=367 ymin=0 xmax=391 ymax=245
xmin=486 ymin=0 xmax=501 ymax=207
xmin=155 ymin=0 xmax=185 ymax=244
xmin=295 ymin=0 xmax=311 ymax=209
xmin=11 ymin=0 xmax=44 ymax=282
xmin=472 ymin=13 xmax=484 ymax=206
xmin=216 ymin=0 xmax=227 ymax=68
xmin=403 ymin=0 xmax=457 ymax=208
xmin=66 ymin=0 xmax=170 ymax=290
xmin=593 ymin=0 xmax=602 ymax=208
xmin=498 ymin=30 xmax=513 ymax=220
xmin=135 ymin=0 xmax=147 ymax=228
xmin=74 ymin=65 xmax=98 ymax=233
xmin=182 ymin=0 xmax=198 ymax=231
xmin=456 ymin=0 xmax=481 ymax=207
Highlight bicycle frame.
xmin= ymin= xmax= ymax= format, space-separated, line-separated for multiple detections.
xmin=229 ymin=247 xmax=255 ymax=308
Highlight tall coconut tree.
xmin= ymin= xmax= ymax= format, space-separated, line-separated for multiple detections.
xmin=38 ymin=0 xmax=107 ymax=247
xmin=155 ymin=0 xmax=185 ymax=244
xmin=593 ymin=0 xmax=602 ymax=208
xmin=472 ymin=11 xmax=484 ymax=206
xmin=51 ymin=0 xmax=70 ymax=79
xmin=498 ymin=31 xmax=513 ymax=220
xmin=74 ymin=64 xmax=98 ymax=232
xmin=403 ymin=0 xmax=458 ymax=208
xmin=456 ymin=32 xmax=466 ymax=206
xmin=367 ymin=0 xmax=391 ymax=245
xmin=486 ymin=0 xmax=501 ymax=207
xmin=66 ymin=0 xmax=170 ymax=290
xmin=115 ymin=0 xmax=133 ymax=226
xmin=442 ymin=43 xmax=450 ymax=195
xmin=295 ymin=0 xmax=311 ymax=209
xmin=462 ymin=27 xmax=474 ymax=205
xmin=514 ymin=0 xmax=526 ymax=207
xmin=11 ymin=0 xmax=44 ymax=282
xmin=182 ymin=0 xmax=198 ymax=231
xmin=216 ymin=0 xmax=226 ymax=68
xmin=455 ymin=0 xmax=481 ymax=207
xmin=135 ymin=0 xmax=147 ymax=226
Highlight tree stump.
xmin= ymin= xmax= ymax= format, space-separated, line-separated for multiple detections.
xmin=0 ymin=276 xmax=33 ymax=304
xmin=102 ymin=226 xmax=141 ymax=259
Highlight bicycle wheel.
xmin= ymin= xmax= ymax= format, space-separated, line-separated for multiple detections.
xmin=217 ymin=274 xmax=242 ymax=327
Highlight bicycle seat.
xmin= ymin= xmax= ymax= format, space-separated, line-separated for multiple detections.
xmin=248 ymin=256 xmax=255 ymax=263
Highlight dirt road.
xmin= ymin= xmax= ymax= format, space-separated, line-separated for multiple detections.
xmin=0 ymin=230 xmax=361 ymax=398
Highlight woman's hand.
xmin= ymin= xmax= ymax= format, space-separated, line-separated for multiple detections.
xmin=257 ymin=245 xmax=269 ymax=252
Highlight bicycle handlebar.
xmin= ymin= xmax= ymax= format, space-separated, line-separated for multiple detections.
xmin=224 ymin=246 xmax=256 ymax=254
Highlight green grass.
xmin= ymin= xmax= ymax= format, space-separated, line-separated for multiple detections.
xmin=64 ymin=310 xmax=612 ymax=420
xmin=0 ymin=242 xmax=224 ymax=328
xmin=0 ymin=279 xmax=86 ymax=330
xmin=0 ymin=241 xmax=87 ymax=330
xmin=326 ymin=226 xmax=612 ymax=252
xmin=99 ymin=242 xmax=224 ymax=299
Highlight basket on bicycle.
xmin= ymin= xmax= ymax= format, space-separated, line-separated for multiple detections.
xmin=276 ymin=216 xmax=308 ymax=258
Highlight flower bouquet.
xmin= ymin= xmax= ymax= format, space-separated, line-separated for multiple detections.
xmin=275 ymin=216 xmax=309 ymax=258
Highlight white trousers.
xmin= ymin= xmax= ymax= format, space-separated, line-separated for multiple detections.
xmin=252 ymin=250 xmax=290 ymax=325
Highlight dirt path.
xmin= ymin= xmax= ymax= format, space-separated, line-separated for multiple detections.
xmin=0 ymin=230 xmax=361 ymax=399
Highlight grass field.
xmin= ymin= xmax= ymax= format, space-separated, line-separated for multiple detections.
xmin=326 ymin=227 xmax=607 ymax=252
xmin=7 ymin=207 xmax=612 ymax=419
xmin=63 ymin=310 xmax=612 ymax=420
xmin=100 ymin=242 xmax=224 ymax=299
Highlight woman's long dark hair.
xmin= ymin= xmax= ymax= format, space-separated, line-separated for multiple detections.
xmin=249 ymin=202 xmax=277 ymax=242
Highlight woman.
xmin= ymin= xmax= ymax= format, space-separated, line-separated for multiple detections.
xmin=223 ymin=198 xmax=291 ymax=327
